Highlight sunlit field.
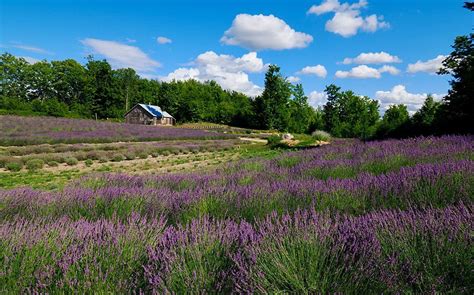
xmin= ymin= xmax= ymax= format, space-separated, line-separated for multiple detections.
xmin=1 ymin=134 xmax=473 ymax=293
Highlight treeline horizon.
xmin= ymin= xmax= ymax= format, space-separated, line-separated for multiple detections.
xmin=0 ymin=4 xmax=472 ymax=138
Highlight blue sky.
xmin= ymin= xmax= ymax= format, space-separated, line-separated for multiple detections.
xmin=1 ymin=0 xmax=471 ymax=112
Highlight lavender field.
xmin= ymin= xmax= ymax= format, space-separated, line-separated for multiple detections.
xmin=0 ymin=115 xmax=233 ymax=145
xmin=1 ymin=135 xmax=473 ymax=293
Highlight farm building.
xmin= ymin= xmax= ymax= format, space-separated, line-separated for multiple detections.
xmin=125 ymin=104 xmax=175 ymax=126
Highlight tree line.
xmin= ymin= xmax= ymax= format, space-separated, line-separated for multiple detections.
xmin=0 ymin=4 xmax=472 ymax=137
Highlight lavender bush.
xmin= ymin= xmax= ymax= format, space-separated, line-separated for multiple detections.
xmin=1 ymin=204 xmax=472 ymax=293
xmin=0 ymin=115 xmax=234 ymax=145
xmin=0 ymin=135 xmax=473 ymax=292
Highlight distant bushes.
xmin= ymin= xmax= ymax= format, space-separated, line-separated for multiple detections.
xmin=25 ymin=159 xmax=45 ymax=171
xmin=311 ymin=130 xmax=331 ymax=142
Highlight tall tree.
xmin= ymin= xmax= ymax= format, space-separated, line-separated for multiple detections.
xmin=437 ymin=5 xmax=473 ymax=133
xmin=376 ymin=104 xmax=410 ymax=138
xmin=84 ymin=57 xmax=115 ymax=118
xmin=51 ymin=59 xmax=86 ymax=106
xmin=288 ymin=83 xmax=315 ymax=134
xmin=255 ymin=65 xmax=292 ymax=131
xmin=322 ymin=84 xmax=342 ymax=134
xmin=113 ymin=68 xmax=140 ymax=114
xmin=323 ymin=85 xmax=380 ymax=139
xmin=0 ymin=53 xmax=31 ymax=100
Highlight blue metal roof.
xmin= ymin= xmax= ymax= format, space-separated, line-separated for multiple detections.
xmin=139 ymin=104 xmax=163 ymax=118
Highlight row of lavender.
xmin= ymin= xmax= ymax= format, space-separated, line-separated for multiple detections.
xmin=1 ymin=136 xmax=473 ymax=292
xmin=0 ymin=115 xmax=234 ymax=145
xmin=1 ymin=204 xmax=472 ymax=293
xmin=2 ymin=136 xmax=472 ymax=221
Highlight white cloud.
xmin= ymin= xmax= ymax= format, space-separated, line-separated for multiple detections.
xmin=126 ymin=38 xmax=136 ymax=43
xmin=342 ymin=51 xmax=401 ymax=64
xmin=81 ymin=38 xmax=161 ymax=72
xmin=308 ymin=0 xmax=389 ymax=37
xmin=308 ymin=91 xmax=328 ymax=108
xmin=221 ymin=14 xmax=313 ymax=50
xmin=162 ymin=51 xmax=263 ymax=96
xmin=287 ymin=76 xmax=301 ymax=83
xmin=6 ymin=43 xmax=52 ymax=54
xmin=297 ymin=65 xmax=327 ymax=78
xmin=375 ymin=84 xmax=445 ymax=113
xmin=336 ymin=64 xmax=400 ymax=79
xmin=336 ymin=65 xmax=381 ymax=78
xmin=308 ymin=0 xmax=341 ymax=15
xmin=379 ymin=65 xmax=400 ymax=75
xmin=407 ymin=55 xmax=446 ymax=74
xmin=157 ymin=36 xmax=172 ymax=44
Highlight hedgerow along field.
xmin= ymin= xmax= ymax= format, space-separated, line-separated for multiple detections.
xmin=0 ymin=116 xmax=473 ymax=293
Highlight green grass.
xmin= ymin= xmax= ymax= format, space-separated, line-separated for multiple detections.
xmin=0 ymin=170 xmax=83 ymax=190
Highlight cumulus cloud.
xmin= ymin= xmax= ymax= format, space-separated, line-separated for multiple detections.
xmin=308 ymin=91 xmax=328 ymax=108
xmin=336 ymin=64 xmax=399 ymax=79
xmin=308 ymin=0 xmax=389 ymax=37
xmin=407 ymin=55 xmax=446 ymax=74
xmin=336 ymin=65 xmax=380 ymax=78
xmin=221 ymin=14 xmax=313 ymax=50
xmin=378 ymin=65 xmax=400 ymax=75
xmin=157 ymin=36 xmax=172 ymax=44
xmin=287 ymin=76 xmax=301 ymax=83
xmin=342 ymin=51 xmax=401 ymax=64
xmin=162 ymin=51 xmax=264 ymax=96
xmin=297 ymin=65 xmax=327 ymax=78
xmin=375 ymin=84 xmax=445 ymax=113
xmin=81 ymin=38 xmax=161 ymax=72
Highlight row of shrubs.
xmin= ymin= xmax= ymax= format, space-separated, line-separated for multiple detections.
xmin=0 ymin=145 xmax=236 ymax=172
xmin=2 ymin=139 xmax=241 ymax=157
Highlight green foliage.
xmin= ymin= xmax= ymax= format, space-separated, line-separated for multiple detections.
xmin=111 ymin=154 xmax=125 ymax=162
xmin=376 ymin=104 xmax=410 ymax=138
xmin=85 ymin=159 xmax=93 ymax=167
xmin=5 ymin=161 xmax=22 ymax=171
xmin=323 ymin=84 xmax=380 ymax=139
xmin=47 ymin=161 xmax=59 ymax=167
xmin=437 ymin=29 xmax=474 ymax=133
xmin=267 ymin=135 xmax=282 ymax=146
xmin=65 ymin=157 xmax=78 ymax=166
xmin=288 ymin=84 xmax=321 ymax=134
xmin=255 ymin=65 xmax=292 ymax=131
xmin=25 ymin=159 xmax=45 ymax=171
xmin=311 ymin=130 xmax=331 ymax=142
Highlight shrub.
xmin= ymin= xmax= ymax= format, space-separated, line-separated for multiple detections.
xmin=311 ymin=130 xmax=331 ymax=142
xmin=112 ymin=154 xmax=125 ymax=162
xmin=85 ymin=159 xmax=93 ymax=167
xmin=47 ymin=161 xmax=59 ymax=167
xmin=125 ymin=152 xmax=136 ymax=160
xmin=86 ymin=151 xmax=100 ymax=160
xmin=6 ymin=161 xmax=22 ymax=171
xmin=0 ymin=156 xmax=9 ymax=168
xmin=65 ymin=157 xmax=78 ymax=166
xmin=138 ymin=152 xmax=149 ymax=159
xmin=25 ymin=159 xmax=45 ymax=171
xmin=267 ymin=135 xmax=282 ymax=146
xmin=99 ymin=157 xmax=109 ymax=163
